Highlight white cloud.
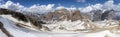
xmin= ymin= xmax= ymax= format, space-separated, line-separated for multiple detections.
xmin=0 ymin=1 xmax=55 ymax=13
xmin=79 ymin=6 xmax=93 ymax=12
xmin=55 ymin=0 xmax=120 ymax=13
xmin=77 ymin=0 xmax=86 ymax=3
xmin=26 ymin=4 xmax=54 ymax=13
xmin=102 ymin=0 xmax=114 ymax=9
xmin=79 ymin=0 xmax=120 ymax=12
xmin=79 ymin=4 xmax=103 ymax=12
xmin=102 ymin=0 xmax=120 ymax=11
xmin=0 ymin=0 xmax=120 ymax=13
xmin=55 ymin=5 xmax=77 ymax=11
xmin=0 ymin=1 xmax=26 ymax=12
xmin=91 ymin=4 xmax=103 ymax=10
xmin=56 ymin=6 xmax=65 ymax=10
xmin=66 ymin=7 xmax=77 ymax=11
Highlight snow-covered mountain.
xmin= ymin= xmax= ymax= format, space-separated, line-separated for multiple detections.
xmin=0 ymin=8 xmax=120 ymax=37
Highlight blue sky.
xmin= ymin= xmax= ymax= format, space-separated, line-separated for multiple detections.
xmin=3 ymin=0 xmax=120 ymax=7
xmin=0 ymin=0 xmax=120 ymax=13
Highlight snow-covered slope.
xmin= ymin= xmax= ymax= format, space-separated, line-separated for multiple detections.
xmin=0 ymin=15 xmax=120 ymax=37
xmin=0 ymin=8 xmax=120 ymax=37
xmin=0 ymin=16 xmax=36 ymax=37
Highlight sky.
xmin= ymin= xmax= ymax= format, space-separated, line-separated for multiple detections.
xmin=2 ymin=0 xmax=120 ymax=7
xmin=0 ymin=0 xmax=120 ymax=13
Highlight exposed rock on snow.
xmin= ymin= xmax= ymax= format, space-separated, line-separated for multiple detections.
xmin=0 ymin=8 xmax=120 ymax=37
xmin=0 ymin=8 xmax=42 ymax=30
xmin=0 ymin=22 xmax=13 ymax=37
xmin=35 ymin=9 xmax=84 ymax=22
xmin=91 ymin=10 xmax=102 ymax=21
xmin=101 ymin=9 xmax=115 ymax=20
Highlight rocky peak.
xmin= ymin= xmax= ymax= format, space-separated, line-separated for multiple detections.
xmin=42 ymin=9 xmax=84 ymax=22
xmin=0 ymin=8 xmax=42 ymax=30
xmin=101 ymin=9 xmax=115 ymax=20
xmin=54 ymin=8 xmax=68 ymax=13
xmin=92 ymin=10 xmax=103 ymax=21
xmin=70 ymin=10 xmax=83 ymax=21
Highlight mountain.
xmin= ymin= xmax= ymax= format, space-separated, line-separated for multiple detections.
xmin=0 ymin=8 xmax=42 ymax=30
xmin=101 ymin=9 xmax=116 ymax=20
xmin=40 ymin=9 xmax=84 ymax=22
xmin=91 ymin=10 xmax=103 ymax=21
xmin=0 ymin=8 xmax=120 ymax=37
xmin=0 ymin=22 xmax=13 ymax=37
xmin=85 ymin=9 xmax=116 ymax=21
xmin=24 ymin=8 xmax=118 ymax=22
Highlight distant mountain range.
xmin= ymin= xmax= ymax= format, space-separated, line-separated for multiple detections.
xmin=0 ymin=8 xmax=120 ymax=37
xmin=24 ymin=8 xmax=118 ymax=22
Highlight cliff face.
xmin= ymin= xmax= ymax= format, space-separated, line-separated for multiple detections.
xmin=92 ymin=10 xmax=103 ymax=21
xmin=0 ymin=8 xmax=120 ymax=37
xmin=25 ymin=9 xmax=117 ymax=22
xmin=0 ymin=8 xmax=28 ymax=22
xmin=101 ymin=9 xmax=115 ymax=20
xmin=84 ymin=9 xmax=116 ymax=21
xmin=41 ymin=9 xmax=84 ymax=21
xmin=70 ymin=10 xmax=83 ymax=21
xmin=0 ymin=8 xmax=42 ymax=30
xmin=0 ymin=8 xmax=117 ymax=30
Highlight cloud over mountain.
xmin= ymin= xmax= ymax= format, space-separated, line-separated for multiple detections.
xmin=0 ymin=1 xmax=54 ymax=13
xmin=26 ymin=4 xmax=54 ymax=13
xmin=0 ymin=0 xmax=120 ymax=13
xmin=0 ymin=1 xmax=26 ymax=12
xmin=77 ymin=0 xmax=86 ymax=3
xmin=79 ymin=0 xmax=120 ymax=12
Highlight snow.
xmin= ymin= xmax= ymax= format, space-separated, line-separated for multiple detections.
xmin=0 ymin=29 xmax=7 ymax=37
xmin=0 ymin=15 xmax=120 ymax=37
xmin=77 ymin=30 xmax=120 ymax=37
xmin=0 ymin=16 xmax=36 ymax=37
xmin=0 ymin=15 xmax=32 ymax=27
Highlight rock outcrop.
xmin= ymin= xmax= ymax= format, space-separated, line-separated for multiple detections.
xmin=70 ymin=10 xmax=83 ymax=21
xmin=92 ymin=10 xmax=103 ymax=21
xmin=0 ymin=8 xmax=28 ymax=22
xmin=0 ymin=8 xmax=42 ymax=30
xmin=0 ymin=22 xmax=13 ymax=37
xmin=42 ymin=9 xmax=84 ymax=21
xmin=101 ymin=9 xmax=115 ymax=20
xmin=84 ymin=9 xmax=116 ymax=21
